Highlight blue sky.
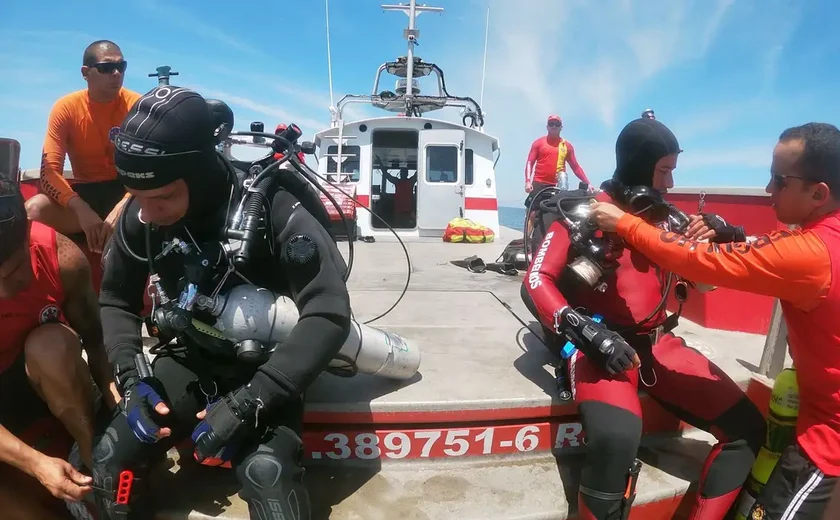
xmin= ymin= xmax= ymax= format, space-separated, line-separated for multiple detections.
xmin=1 ymin=0 xmax=838 ymax=207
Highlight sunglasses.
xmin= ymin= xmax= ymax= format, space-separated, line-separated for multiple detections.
xmin=771 ymin=174 xmax=807 ymax=189
xmin=90 ymin=60 xmax=127 ymax=74
xmin=548 ymin=122 xmax=562 ymax=128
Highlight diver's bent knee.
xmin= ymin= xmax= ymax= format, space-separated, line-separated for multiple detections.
xmin=237 ymin=427 xmax=305 ymax=491
xmin=24 ymin=194 xmax=50 ymax=220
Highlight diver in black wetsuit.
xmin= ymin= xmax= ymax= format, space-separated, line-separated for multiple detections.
xmin=85 ymin=86 xmax=351 ymax=520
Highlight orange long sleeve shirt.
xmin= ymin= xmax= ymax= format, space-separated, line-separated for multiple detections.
xmin=615 ymin=214 xmax=830 ymax=310
xmin=616 ymin=211 xmax=840 ymax=476
xmin=40 ymin=88 xmax=141 ymax=207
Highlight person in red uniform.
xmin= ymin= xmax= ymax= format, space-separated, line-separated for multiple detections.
xmin=0 ymin=177 xmax=120 ymax=518
xmin=525 ymin=114 xmax=589 ymax=194
xmin=524 ymin=117 xmax=766 ymax=520
xmin=524 ymin=114 xmax=591 ymax=247
xmin=590 ymin=122 xmax=840 ymax=520
xmin=385 ymin=165 xmax=418 ymax=225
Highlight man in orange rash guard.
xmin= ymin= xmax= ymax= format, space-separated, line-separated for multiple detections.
xmin=25 ymin=40 xmax=141 ymax=254
xmin=524 ymin=117 xmax=766 ymax=520
xmin=591 ymin=122 xmax=840 ymax=520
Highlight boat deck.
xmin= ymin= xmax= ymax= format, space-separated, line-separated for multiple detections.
xmin=139 ymin=226 xmax=785 ymax=519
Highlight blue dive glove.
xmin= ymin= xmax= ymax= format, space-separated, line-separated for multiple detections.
xmin=123 ymin=380 xmax=169 ymax=443
xmin=191 ymin=384 xmax=262 ymax=467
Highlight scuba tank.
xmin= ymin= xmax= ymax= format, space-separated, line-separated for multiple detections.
xmin=200 ymin=284 xmax=421 ymax=380
xmin=734 ymin=367 xmax=799 ymax=520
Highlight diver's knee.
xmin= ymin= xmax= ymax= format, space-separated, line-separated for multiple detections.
xmin=237 ymin=427 xmax=305 ymax=492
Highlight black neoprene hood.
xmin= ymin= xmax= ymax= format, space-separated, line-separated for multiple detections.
xmin=612 ymin=118 xmax=681 ymax=187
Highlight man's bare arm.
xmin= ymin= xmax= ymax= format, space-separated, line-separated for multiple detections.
xmin=56 ymin=233 xmax=120 ymax=408
xmin=0 ymin=424 xmax=43 ymax=475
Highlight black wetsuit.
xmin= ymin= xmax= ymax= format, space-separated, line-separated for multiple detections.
xmin=90 ymin=175 xmax=351 ymax=519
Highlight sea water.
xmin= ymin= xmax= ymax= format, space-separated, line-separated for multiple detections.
xmin=499 ymin=206 xmax=526 ymax=231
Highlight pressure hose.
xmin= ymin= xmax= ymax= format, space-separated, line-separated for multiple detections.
xmin=116 ymin=126 xmax=413 ymax=325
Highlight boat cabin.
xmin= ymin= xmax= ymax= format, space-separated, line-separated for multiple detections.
xmin=312 ymin=116 xmax=500 ymax=239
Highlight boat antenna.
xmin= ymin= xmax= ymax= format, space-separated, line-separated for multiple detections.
xmin=325 ymin=0 xmax=335 ymax=110
xmin=382 ymin=0 xmax=443 ymax=115
xmin=148 ymin=66 xmax=178 ymax=86
xmin=479 ymin=6 xmax=490 ymax=108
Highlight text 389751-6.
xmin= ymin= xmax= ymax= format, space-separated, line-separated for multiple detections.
xmin=303 ymin=421 xmax=585 ymax=461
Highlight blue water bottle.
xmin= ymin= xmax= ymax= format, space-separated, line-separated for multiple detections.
xmin=555 ymin=314 xmax=603 ymax=402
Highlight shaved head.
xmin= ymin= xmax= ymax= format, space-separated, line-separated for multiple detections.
xmin=83 ymin=40 xmax=121 ymax=67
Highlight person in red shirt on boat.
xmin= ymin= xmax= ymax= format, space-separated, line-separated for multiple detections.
xmin=524 ymin=114 xmax=591 ymax=248
xmin=524 ymin=117 xmax=766 ymax=520
xmin=0 ymin=177 xmax=120 ymax=518
xmin=589 ymin=122 xmax=840 ymax=520
xmin=385 ymin=164 xmax=417 ymax=225
xmin=25 ymin=40 xmax=141 ymax=255
xmin=525 ymin=114 xmax=589 ymax=194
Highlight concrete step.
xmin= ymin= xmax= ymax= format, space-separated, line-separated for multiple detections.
xmin=152 ymin=429 xmax=717 ymax=520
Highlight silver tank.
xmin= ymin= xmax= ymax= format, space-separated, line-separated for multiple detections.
xmin=207 ymin=284 xmax=421 ymax=380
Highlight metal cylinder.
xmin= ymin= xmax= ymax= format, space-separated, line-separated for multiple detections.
xmin=331 ymin=321 xmax=421 ymax=380
xmin=210 ymin=284 xmax=421 ymax=379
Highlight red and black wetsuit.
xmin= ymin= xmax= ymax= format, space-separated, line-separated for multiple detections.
xmin=523 ymin=191 xmax=766 ymax=520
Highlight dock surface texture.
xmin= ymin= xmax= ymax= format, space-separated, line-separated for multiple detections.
xmin=133 ymin=227 xmax=783 ymax=520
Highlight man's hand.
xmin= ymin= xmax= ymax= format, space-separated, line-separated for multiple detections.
xmin=101 ymin=197 xmax=129 ymax=250
xmin=32 ymin=455 xmax=93 ymax=502
xmin=684 ymin=214 xmax=716 ymax=241
xmin=525 ymin=182 xmax=533 ymax=193
xmin=685 ymin=213 xmax=747 ymax=243
xmin=123 ymin=380 xmax=172 ymax=443
xmin=68 ymin=197 xmax=105 ymax=253
xmin=588 ymin=202 xmax=627 ymax=233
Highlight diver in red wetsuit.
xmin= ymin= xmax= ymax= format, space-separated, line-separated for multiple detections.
xmin=522 ymin=118 xmax=766 ymax=520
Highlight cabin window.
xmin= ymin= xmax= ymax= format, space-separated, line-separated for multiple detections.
xmin=326 ymin=145 xmax=361 ymax=182
xmin=425 ymin=146 xmax=458 ymax=183
xmin=465 ymin=149 xmax=474 ymax=185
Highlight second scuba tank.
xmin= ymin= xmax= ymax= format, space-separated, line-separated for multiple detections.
xmin=734 ymin=367 xmax=799 ymax=520
xmin=205 ymin=284 xmax=421 ymax=380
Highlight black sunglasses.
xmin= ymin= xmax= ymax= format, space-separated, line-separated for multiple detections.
xmin=90 ymin=60 xmax=127 ymax=74
xmin=771 ymin=174 xmax=808 ymax=189
xmin=548 ymin=122 xmax=562 ymax=128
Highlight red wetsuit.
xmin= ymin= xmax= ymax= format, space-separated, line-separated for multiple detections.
xmin=525 ymin=136 xmax=589 ymax=186
xmin=524 ymin=193 xmax=765 ymax=520
xmin=0 ymin=222 xmax=66 ymax=374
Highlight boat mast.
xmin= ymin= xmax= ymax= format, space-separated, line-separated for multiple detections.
xmin=382 ymin=0 xmax=443 ymax=115
xmin=148 ymin=66 xmax=179 ymax=86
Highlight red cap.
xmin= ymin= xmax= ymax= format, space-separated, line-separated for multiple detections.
xmin=275 ymin=123 xmax=287 ymax=133
xmin=547 ymin=114 xmax=562 ymax=124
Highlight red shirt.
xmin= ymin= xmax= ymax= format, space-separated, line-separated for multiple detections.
xmin=525 ymin=136 xmax=589 ymax=186
xmin=614 ymin=210 xmax=840 ymax=475
xmin=0 ymin=222 xmax=66 ymax=373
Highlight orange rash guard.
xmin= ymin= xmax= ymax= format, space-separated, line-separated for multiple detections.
xmin=615 ymin=213 xmax=830 ymax=311
xmin=616 ymin=211 xmax=840 ymax=476
xmin=40 ymin=88 xmax=142 ymax=207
